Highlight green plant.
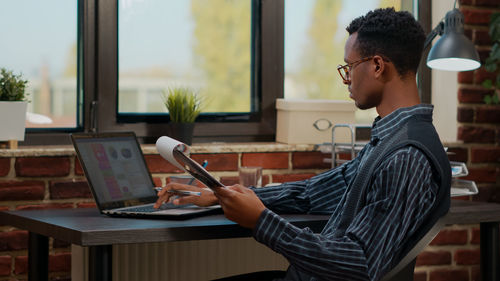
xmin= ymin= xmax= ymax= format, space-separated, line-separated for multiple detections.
xmin=163 ymin=87 xmax=202 ymax=123
xmin=482 ymin=12 xmax=500 ymax=105
xmin=0 ymin=68 xmax=29 ymax=102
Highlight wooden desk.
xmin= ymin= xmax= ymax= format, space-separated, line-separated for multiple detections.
xmin=1 ymin=200 xmax=499 ymax=281
xmin=0 ymin=208 xmax=328 ymax=281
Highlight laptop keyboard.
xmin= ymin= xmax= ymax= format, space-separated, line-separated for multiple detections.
xmin=120 ymin=203 xmax=192 ymax=213
xmin=124 ymin=205 xmax=160 ymax=213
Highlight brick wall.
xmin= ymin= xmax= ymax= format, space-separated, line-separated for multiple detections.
xmin=0 ymin=148 xmax=329 ymax=280
xmin=411 ymin=0 xmax=500 ymax=281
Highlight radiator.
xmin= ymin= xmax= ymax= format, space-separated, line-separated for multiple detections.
xmin=72 ymin=238 xmax=289 ymax=281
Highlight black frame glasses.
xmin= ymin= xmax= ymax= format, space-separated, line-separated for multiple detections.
xmin=337 ymin=57 xmax=374 ymax=83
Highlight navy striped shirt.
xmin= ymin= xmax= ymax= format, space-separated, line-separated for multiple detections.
xmin=252 ymin=105 xmax=439 ymax=281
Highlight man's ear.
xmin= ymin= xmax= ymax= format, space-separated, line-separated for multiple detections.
xmin=373 ymin=55 xmax=385 ymax=78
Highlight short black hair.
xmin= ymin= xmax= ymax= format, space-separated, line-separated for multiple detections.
xmin=346 ymin=8 xmax=425 ymax=76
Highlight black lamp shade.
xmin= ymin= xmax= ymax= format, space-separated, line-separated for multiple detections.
xmin=427 ymin=9 xmax=481 ymax=71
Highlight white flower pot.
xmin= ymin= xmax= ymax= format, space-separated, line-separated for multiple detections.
xmin=0 ymin=101 xmax=27 ymax=141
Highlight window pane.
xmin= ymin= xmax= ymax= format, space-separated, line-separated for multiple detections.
xmin=284 ymin=0 xmax=409 ymax=123
xmin=0 ymin=0 xmax=78 ymax=128
xmin=119 ymin=0 xmax=252 ymax=114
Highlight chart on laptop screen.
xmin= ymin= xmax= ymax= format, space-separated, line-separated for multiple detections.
xmin=77 ymin=137 xmax=153 ymax=203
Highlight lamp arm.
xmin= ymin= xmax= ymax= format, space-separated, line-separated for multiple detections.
xmin=423 ymin=21 xmax=444 ymax=50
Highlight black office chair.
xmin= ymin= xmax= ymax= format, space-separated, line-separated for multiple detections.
xmin=381 ymin=219 xmax=445 ymax=281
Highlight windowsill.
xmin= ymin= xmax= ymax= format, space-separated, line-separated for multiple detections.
xmin=0 ymin=142 xmax=319 ymax=157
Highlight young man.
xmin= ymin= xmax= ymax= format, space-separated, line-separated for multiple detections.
xmin=155 ymin=8 xmax=451 ymax=281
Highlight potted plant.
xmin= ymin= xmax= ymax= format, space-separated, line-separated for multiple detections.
xmin=163 ymin=87 xmax=202 ymax=145
xmin=0 ymin=68 xmax=29 ymax=142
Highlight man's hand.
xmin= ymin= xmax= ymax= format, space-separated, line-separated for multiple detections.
xmin=215 ymin=185 xmax=266 ymax=229
xmin=153 ymin=183 xmax=218 ymax=209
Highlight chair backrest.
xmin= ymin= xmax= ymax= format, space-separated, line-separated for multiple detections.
xmin=381 ymin=219 xmax=445 ymax=281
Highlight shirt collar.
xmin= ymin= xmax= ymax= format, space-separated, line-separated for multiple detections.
xmin=371 ymin=104 xmax=434 ymax=141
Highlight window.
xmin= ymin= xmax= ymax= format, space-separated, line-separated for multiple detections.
xmin=118 ymin=0 xmax=253 ymax=114
xmin=13 ymin=0 xmax=430 ymax=145
xmin=0 ymin=0 xmax=81 ymax=129
xmin=284 ymin=0 xmax=415 ymax=124
xmin=95 ymin=0 xmax=281 ymax=142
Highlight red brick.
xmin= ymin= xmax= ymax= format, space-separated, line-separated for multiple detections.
xmin=473 ymin=29 xmax=492 ymax=45
xmin=475 ymin=0 xmax=500 ymax=7
xmin=475 ymin=67 xmax=497 ymax=84
xmin=479 ymin=49 xmax=491 ymax=63
xmin=144 ymin=155 xmax=182 ymax=173
xmin=0 ymin=158 xmax=9 ymax=177
xmin=429 ymin=269 xmax=469 ymax=281
xmin=15 ymin=157 xmax=70 ymax=177
xmin=414 ymin=271 xmax=427 ymax=281
xmin=458 ymin=87 xmax=494 ymax=103
xmin=473 ymin=185 xmax=500 ymax=203
xmin=476 ymin=107 xmax=500 ymax=123
xmin=452 ymin=195 xmax=471 ymax=201
xmin=191 ymin=153 xmax=238 ymax=171
xmin=471 ymin=147 xmax=500 ymax=163
xmin=241 ymin=153 xmax=288 ymax=169
xmin=430 ymin=229 xmax=468 ymax=245
xmin=471 ymin=265 xmax=480 ymax=281
xmin=0 ymin=255 xmax=10 ymax=276
xmin=0 ymin=180 xmax=45 ymax=201
xmin=14 ymin=255 xmax=27 ymax=275
xmin=458 ymin=126 xmax=495 ymax=143
xmin=457 ymin=107 xmax=474 ymax=123
xmin=220 ymin=176 xmax=239 ymax=186
xmin=152 ymin=177 xmax=162 ymax=187
xmin=447 ymin=147 xmax=468 ymax=162
xmin=454 ymin=248 xmax=480 ymax=265
xmin=16 ymin=203 xmax=73 ymax=210
xmin=463 ymin=167 xmax=498 ymax=183
xmin=0 ymin=206 xmax=8 ymax=211
xmin=49 ymin=252 xmax=71 ymax=272
xmin=49 ymin=180 xmax=92 ymax=199
xmin=458 ymin=71 xmax=474 ymax=84
xmin=220 ymin=176 xmax=270 ymax=187
xmin=272 ymin=173 xmax=316 ymax=183
xmin=461 ymin=8 xmax=493 ymax=25
xmin=292 ymin=152 xmax=330 ymax=169
xmin=77 ymin=202 xmax=96 ymax=208
xmin=74 ymin=158 xmax=84 ymax=175
xmin=458 ymin=0 xmax=473 ymax=4
xmin=416 ymin=251 xmax=451 ymax=266
xmin=0 ymin=231 xmax=28 ymax=251
xmin=471 ymin=228 xmax=480 ymax=244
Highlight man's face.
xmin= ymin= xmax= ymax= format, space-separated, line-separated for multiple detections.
xmin=343 ymin=33 xmax=382 ymax=110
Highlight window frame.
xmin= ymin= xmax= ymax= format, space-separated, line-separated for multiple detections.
xmin=94 ymin=0 xmax=283 ymax=143
xmin=21 ymin=0 xmax=431 ymax=145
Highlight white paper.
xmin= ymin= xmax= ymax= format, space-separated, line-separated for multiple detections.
xmin=155 ymin=136 xmax=190 ymax=171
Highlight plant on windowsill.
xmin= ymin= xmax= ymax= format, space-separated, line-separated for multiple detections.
xmin=163 ymin=86 xmax=202 ymax=145
xmin=482 ymin=12 xmax=500 ymax=105
xmin=0 ymin=68 xmax=29 ymax=146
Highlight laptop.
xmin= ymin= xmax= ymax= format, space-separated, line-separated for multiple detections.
xmin=71 ymin=132 xmax=221 ymax=219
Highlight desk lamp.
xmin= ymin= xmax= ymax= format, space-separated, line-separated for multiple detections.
xmin=424 ymin=5 xmax=481 ymax=71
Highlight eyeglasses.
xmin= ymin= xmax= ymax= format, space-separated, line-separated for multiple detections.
xmin=337 ymin=57 xmax=374 ymax=83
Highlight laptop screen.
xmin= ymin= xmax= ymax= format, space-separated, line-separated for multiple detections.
xmin=72 ymin=133 xmax=157 ymax=209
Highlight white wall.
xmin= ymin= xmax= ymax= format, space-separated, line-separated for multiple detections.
xmin=431 ymin=0 xmax=458 ymax=142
